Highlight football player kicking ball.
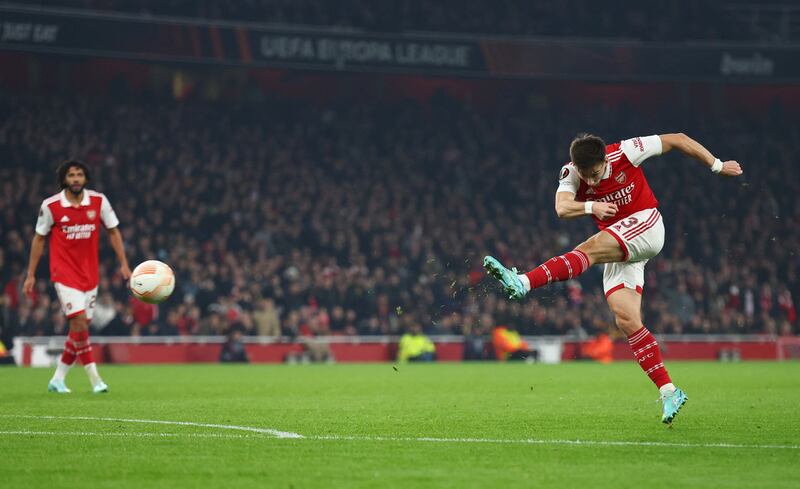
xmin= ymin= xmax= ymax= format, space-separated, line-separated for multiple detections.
xmin=484 ymin=133 xmax=742 ymax=424
xmin=24 ymin=160 xmax=131 ymax=393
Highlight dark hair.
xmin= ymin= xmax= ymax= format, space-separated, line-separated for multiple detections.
xmin=57 ymin=159 xmax=91 ymax=189
xmin=569 ymin=134 xmax=607 ymax=171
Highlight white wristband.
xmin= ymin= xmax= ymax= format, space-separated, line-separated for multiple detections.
xmin=584 ymin=201 xmax=594 ymax=215
xmin=711 ymin=158 xmax=723 ymax=174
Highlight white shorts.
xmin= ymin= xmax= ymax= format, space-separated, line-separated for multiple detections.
xmin=601 ymin=208 xmax=665 ymax=298
xmin=54 ymin=283 xmax=98 ymax=320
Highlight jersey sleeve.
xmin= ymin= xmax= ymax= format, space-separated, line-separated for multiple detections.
xmin=620 ymin=135 xmax=663 ymax=167
xmin=35 ymin=202 xmax=54 ymax=236
xmin=100 ymin=194 xmax=120 ymax=229
xmin=556 ymin=164 xmax=580 ymax=194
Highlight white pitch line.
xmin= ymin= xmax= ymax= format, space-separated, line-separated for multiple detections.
xmin=0 ymin=430 xmax=252 ymax=439
xmin=307 ymin=434 xmax=800 ymax=450
xmin=2 ymin=415 xmax=798 ymax=450
xmin=0 ymin=415 xmax=303 ymax=439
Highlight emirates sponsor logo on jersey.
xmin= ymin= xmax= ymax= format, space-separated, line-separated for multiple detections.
xmin=615 ymin=171 xmax=627 ymax=184
xmin=61 ymin=223 xmax=96 ymax=240
xmin=595 ymin=182 xmax=636 ymax=207
xmin=86 ymin=210 xmax=97 ymax=221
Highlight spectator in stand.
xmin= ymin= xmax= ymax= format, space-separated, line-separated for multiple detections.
xmin=0 ymin=338 xmax=14 ymax=365
xmin=219 ymin=327 xmax=249 ymax=363
xmin=130 ymin=298 xmax=158 ymax=336
xmin=462 ymin=314 xmax=491 ymax=361
xmin=253 ymin=298 xmax=281 ymax=337
xmin=91 ymin=292 xmax=117 ymax=334
xmin=397 ymin=323 xmax=436 ymax=363
xmin=578 ymin=332 xmax=614 ymax=364
xmin=491 ymin=326 xmax=535 ymax=362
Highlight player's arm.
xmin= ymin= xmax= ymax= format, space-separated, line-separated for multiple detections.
xmin=24 ymin=202 xmax=55 ymax=296
xmin=659 ymin=133 xmax=743 ymax=176
xmin=554 ymin=165 xmax=618 ymax=220
xmin=555 ymin=191 xmax=618 ymax=220
xmin=100 ymin=194 xmax=131 ymax=280
xmin=106 ymin=227 xmax=131 ymax=280
xmin=23 ymin=233 xmax=46 ymax=296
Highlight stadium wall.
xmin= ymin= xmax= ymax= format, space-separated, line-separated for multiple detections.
xmin=12 ymin=336 xmax=800 ymax=366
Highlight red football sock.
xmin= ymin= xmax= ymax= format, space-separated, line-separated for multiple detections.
xmin=60 ymin=338 xmax=77 ymax=365
xmin=524 ymin=249 xmax=590 ymax=289
xmin=627 ymin=326 xmax=671 ymax=388
xmin=69 ymin=330 xmax=94 ymax=365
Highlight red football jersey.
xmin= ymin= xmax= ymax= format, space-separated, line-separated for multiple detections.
xmin=35 ymin=189 xmax=120 ymax=291
xmin=557 ymin=135 xmax=662 ymax=230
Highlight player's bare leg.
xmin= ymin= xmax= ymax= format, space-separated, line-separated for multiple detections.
xmin=574 ymin=231 xmax=624 ymax=264
xmin=605 ymin=287 xmax=644 ymax=336
xmin=607 ymin=285 xmax=686 ymax=424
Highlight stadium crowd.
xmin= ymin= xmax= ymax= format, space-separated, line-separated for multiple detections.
xmin=0 ymin=91 xmax=797 ymax=348
xmin=10 ymin=0 xmax=785 ymax=43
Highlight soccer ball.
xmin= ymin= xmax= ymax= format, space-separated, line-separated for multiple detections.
xmin=130 ymin=260 xmax=175 ymax=304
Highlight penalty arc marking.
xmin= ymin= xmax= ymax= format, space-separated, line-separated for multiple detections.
xmin=1 ymin=414 xmax=304 ymax=439
xmin=2 ymin=415 xmax=799 ymax=450
xmin=0 ymin=430 xmax=256 ymax=439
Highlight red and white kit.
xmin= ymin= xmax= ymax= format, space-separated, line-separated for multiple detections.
xmin=557 ymin=135 xmax=665 ymax=297
xmin=35 ymin=189 xmax=120 ymax=319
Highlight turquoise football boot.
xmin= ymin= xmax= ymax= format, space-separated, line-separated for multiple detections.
xmin=483 ymin=255 xmax=527 ymax=300
xmin=661 ymin=387 xmax=688 ymax=424
xmin=47 ymin=380 xmax=72 ymax=394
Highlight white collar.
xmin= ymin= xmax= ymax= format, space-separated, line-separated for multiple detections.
xmin=59 ymin=189 xmax=90 ymax=207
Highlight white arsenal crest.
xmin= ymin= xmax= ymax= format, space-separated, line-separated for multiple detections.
xmin=86 ymin=210 xmax=97 ymax=220
xmin=614 ymin=171 xmax=627 ymax=184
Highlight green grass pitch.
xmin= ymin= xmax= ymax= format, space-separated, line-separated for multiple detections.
xmin=2 ymin=361 xmax=799 ymax=488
